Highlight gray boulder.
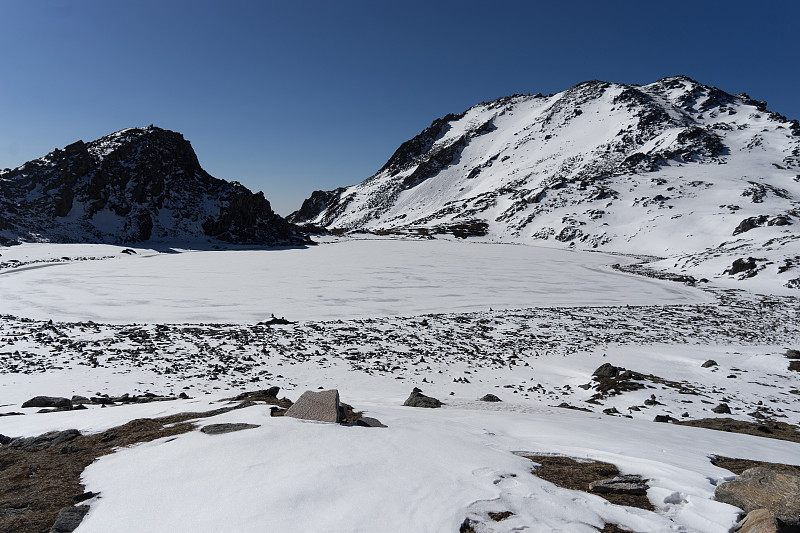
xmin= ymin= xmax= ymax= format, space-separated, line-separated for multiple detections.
xmin=22 ymin=396 xmax=72 ymax=409
xmin=9 ymin=429 xmax=81 ymax=451
xmin=285 ymin=389 xmax=341 ymax=423
xmin=712 ymin=403 xmax=732 ymax=414
xmin=355 ymin=416 xmax=387 ymax=428
xmin=200 ymin=423 xmax=260 ymax=435
xmin=701 ymin=360 xmax=718 ymax=368
xmin=479 ymin=394 xmax=502 ymax=402
xmin=715 ymin=467 xmax=800 ymax=530
xmin=403 ymin=388 xmax=442 ymax=408
xmin=49 ymin=505 xmax=90 ymax=533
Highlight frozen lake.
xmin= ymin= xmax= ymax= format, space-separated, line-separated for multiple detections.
xmin=0 ymin=239 xmax=711 ymax=323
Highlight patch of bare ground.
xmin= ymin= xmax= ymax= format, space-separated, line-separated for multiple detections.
xmin=523 ymin=455 xmax=652 ymax=533
xmin=710 ymin=455 xmax=800 ymax=476
xmin=0 ymin=404 xmax=245 ymax=533
xmin=677 ymin=417 xmax=800 ymax=444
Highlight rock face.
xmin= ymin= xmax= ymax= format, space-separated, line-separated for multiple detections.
xmin=284 ymin=389 xmax=341 ymax=423
xmin=403 ymin=388 xmax=443 ymax=408
xmin=0 ymin=126 xmax=307 ymax=246
xmin=734 ymin=509 xmax=780 ymax=533
xmin=290 ymin=76 xmax=800 ymax=289
xmin=715 ymin=467 xmax=800 ymax=530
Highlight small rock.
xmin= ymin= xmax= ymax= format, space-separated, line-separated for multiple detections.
xmin=712 ymin=403 xmax=732 ymax=414
xmin=701 ymin=360 xmax=718 ymax=368
xmin=49 ymin=505 xmax=89 ymax=533
xmin=355 ymin=416 xmax=387 ymax=428
xmin=733 ymin=509 xmax=779 ymax=533
xmin=479 ymin=394 xmax=502 ymax=402
xmin=716 ymin=467 xmax=800 ymax=530
xmin=200 ymin=423 xmax=260 ymax=435
xmin=654 ymin=415 xmax=677 ymax=423
xmin=71 ymin=395 xmax=90 ymax=406
xmin=284 ymin=389 xmax=341 ymax=423
xmin=589 ymin=476 xmax=648 ymax=495
xmin=22 ymin=396 xmax=72 ymax=410
xmin=403 ymin=388 xmax=442 ymax=408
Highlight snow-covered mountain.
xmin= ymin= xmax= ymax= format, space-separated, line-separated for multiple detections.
xmin=0 ymin=126 xmax=307 ymax=246
xmin=290 ymin=76 xmax=800 ymax=290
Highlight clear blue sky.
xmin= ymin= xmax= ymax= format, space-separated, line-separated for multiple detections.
xmin=1 ymin=0 xmax=798 ymax=215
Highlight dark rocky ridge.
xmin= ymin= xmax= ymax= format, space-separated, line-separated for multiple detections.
xmin=0 ymin=126 xmax=307 ymax=246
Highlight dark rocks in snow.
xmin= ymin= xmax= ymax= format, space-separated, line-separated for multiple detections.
xmin=49 ymin=505 xmax=90 ymax=533
xmin=284 ymin=389 xmax=341 ymax=423
xmin=22 ymin=396 xmax=72 ymax=410
xmin=479 ymin=394 xmax=502 ymax=402
xmin=715 ymin=467 xmax=800 ymax=531
xmin=712 ymin=403 xmax=732 ymax=414
xmin=654 ymin=415 xmax=678 ymax=423
xmin=725 ymin=257 xmax=763 ymax=278
xmin=701 ymin=360 xmax=718 ymax=368
xmin=200 ymin=423 xmax=260 ymax=435
xmin=593 ymin=363 xmax=621 ymax=379
xmin=9 ymin=429 xmax=81 ymax=451
xmin=403 ymin=387 xmax=443 ymax=408
xmin=733 ymin=215 xmax=769 ymax=235
xmin=588 ymin=476 xmax=648 ymax=495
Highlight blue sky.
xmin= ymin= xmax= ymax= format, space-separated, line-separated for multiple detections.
xmin=1 ymin=0 xmax=798 ymax=215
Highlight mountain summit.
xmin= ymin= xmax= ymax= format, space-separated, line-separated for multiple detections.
xmin=0 ymin=126 xmax=306 ymax=246
xmin=290 ymin=76 xmax=800 ymax=289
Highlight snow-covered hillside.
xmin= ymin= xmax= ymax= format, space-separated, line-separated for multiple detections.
xmin=0 ymin=126 xmax=307 ymax=246
xmin=291 ymin=76 xmax=800 ymax=290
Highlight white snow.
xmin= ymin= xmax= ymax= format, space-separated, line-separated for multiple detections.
xmin=0 ymin=239 xmax=711 ymax=323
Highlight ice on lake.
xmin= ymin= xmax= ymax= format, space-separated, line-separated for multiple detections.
xmin=0 ymin=239 xmax=711 ymax=323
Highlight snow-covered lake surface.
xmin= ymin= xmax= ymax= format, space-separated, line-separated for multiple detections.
xmin=0 ymin=239 xmax=711 ymax=323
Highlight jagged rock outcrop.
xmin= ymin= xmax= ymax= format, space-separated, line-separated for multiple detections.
xmin=0 ymin=126 xmax=307 ymax=246
xmin=290 ymin=76 xmax=800 ymax=289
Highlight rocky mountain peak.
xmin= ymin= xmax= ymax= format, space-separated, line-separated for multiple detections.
xmin=0 ymin=127 xmax=307 ymax=246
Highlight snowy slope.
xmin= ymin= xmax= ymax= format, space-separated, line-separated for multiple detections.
xmin=291 ymin=77 xmax=800 ymax=290
xmin=0 ymin=126 xmax=307 ymax=246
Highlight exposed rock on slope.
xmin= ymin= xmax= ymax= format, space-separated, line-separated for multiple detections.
xmin=290 ymin=76 xmax=800 ymax=289
xmin=0 ymin=126 xmax=307 ymax=246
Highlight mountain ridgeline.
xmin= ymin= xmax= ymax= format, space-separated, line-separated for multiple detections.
xmin=290 ymin=76 xmax=800 ymax=288
xmin=0 ymin=126 xmax=307 ymax=246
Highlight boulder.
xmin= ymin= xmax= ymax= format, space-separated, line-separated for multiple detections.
xmin=713 ymin=403 xmax=732 ymax=414
xmin=734 ymin=509 xmax=779 ymax=533
xmin=588 ymin=476 xmax=648 ymax=495
xmin=403 ymin=388 xmax=443 ymax=408
xmin=71 ymin=395 xmax=91 ymax=406
xmin=701 ymin=360 xmax=718 ymax=368
xmin=200 ymin=423 xmax=260 ymax=435
xmin=49 ymin=505 xmax=90 ymax=533
xmin=9 ymin=429 xmax=81 ymax=451
xmin=21 ymin=396 xmax=72 ymax=409
xmin=284 ymin=389 xmax=341 ymax=423
xmin=355 ymin=416 xmax=387 ymax=428
xmin=654 ymin=415 xmax=677 ymax=423
xmin=592 ymin=363 xmax=621 ymax=379
xmin=715 ymin=467 xmax=800 ymax=530
xmin=479 ymin=394 xmax=502 ymax=402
